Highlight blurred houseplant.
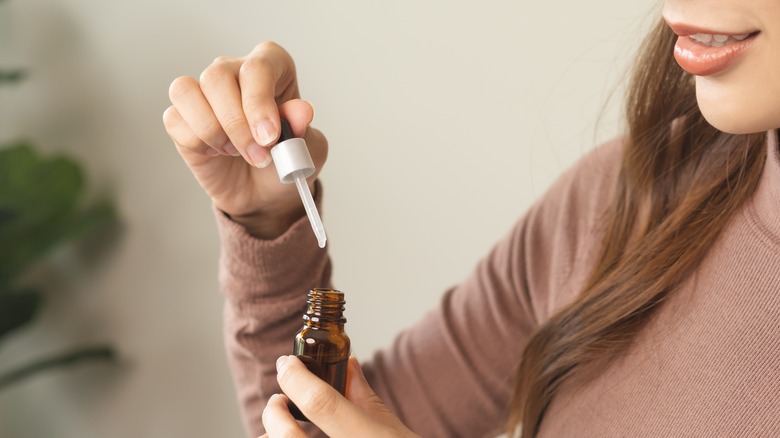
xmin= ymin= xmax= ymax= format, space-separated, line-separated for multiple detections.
xmin=0 ymin=2 xmax=117 ymax=389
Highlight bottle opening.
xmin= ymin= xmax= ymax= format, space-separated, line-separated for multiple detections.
xmin=304 ymin=288 xmax=346 ymax=325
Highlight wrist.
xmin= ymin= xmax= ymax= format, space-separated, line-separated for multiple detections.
xmin=226 ymin=204 xmax=305 ymax=239
xmin=222 ymin=179 xmax=321 ymax=240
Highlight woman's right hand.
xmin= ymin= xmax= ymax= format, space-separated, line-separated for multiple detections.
xmin=163 ymin=42 xmax=328 ymax=239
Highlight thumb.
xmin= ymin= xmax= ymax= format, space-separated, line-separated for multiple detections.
xmin=345 ymin=355 xmax=373 ymax=401
xmin=344 ymin=355 xmax=418 ymax=436
xmin=278 ymin=99 xmax=314 ymax=138
xmin=345 ymin=355 xmax=389 ymax=412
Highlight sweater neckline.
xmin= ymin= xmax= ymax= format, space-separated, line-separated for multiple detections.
xmin=746 ymin=129 xmax=780 ymax=246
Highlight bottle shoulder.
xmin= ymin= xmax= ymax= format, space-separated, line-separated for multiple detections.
xmin=296 ymin=325 xmax=350 ymax=340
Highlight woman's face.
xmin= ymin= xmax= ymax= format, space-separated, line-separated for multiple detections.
xmin=663 ymin=0 xmax=780 ymax=134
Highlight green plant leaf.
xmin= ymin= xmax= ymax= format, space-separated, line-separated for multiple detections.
xmin=0 ymin=206 xmax=15 ymax=225
xmin=0 ymin=143 xmax=84 ymax=235
xmin=0 ymin=345 xmax=116 ymax=390
xmin=0 ymin=289 xmax=41 ymax=341
xmin=0 ymin=70 xmax=26 ymax=84
xmin=0 ymin=142 xmax=117 ymax=281
xmin=0 ymin=141 xmax=38 ymax=182
xmin=0 ymin=201 xmax=116 ymax=283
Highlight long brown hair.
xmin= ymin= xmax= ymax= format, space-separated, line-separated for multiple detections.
xmin=508 ymin=17 xmax=768 ymax=437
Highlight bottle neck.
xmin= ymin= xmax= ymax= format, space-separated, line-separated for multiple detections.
xmin=303 ymin=288 xmax=346 ymax=330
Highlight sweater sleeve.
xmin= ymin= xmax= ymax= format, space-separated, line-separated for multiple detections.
xmin=217 ymin=182 xmax=332 ymax=436
xmin=218 ymin=141 xmax=622 ymax=437
xmin=358 ymin=139 xmax=622 ymax=437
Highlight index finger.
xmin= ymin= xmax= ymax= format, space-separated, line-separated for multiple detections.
xmin=276 ymin=355 xmax=375 ymax=436
xmin=239 ymin=42 xmax=298 ymax=147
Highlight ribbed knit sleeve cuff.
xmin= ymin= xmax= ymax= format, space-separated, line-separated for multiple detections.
xmin=214 ymin=180 xmax=331 ymax=304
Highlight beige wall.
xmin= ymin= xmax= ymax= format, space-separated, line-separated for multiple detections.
xmin=0 ymin=0 xmax=656 ymax=436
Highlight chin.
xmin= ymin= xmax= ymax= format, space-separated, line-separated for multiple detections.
xmin=698 ymin=109 xmax=771 ymax=135
xmin=695 ymin=76 xmax=780 ymax=135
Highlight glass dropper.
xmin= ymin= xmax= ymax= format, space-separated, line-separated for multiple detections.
xmin=269 ymin=119 xmax=327 ymax=248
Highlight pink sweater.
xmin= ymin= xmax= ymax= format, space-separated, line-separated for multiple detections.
xmin=217 ymin=131 xmax=780 ymax=437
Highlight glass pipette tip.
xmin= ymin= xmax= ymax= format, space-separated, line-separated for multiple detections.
xmin=292 ymin=170 xmax=327 ymax=248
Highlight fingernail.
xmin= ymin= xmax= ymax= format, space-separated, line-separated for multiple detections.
xmin=276 ymin=355 xmax=289 ymax=372
xmin=206 ymin=147 xmax=220 ymax=156
xmin=224 ymin=143 xmax=240 ymax=156
xmin=256 ymin=119 xmax=278 ymax=146
xmin=248 ymin=143 xmax=272 ymax=168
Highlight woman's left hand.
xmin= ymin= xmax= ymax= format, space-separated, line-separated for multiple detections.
xmin=259 ymin=355 xmax=420 ymax=438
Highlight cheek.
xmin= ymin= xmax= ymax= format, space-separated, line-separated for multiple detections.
xmin=694 ymin=36 xmax=780 ymax=134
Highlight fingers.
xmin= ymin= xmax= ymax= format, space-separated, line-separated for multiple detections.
xmin=276 ymin=355 xmax=373 ymax=436
xmin=277 ymin=355 xmax=421 ymax=438
xmin=261 ymin=393 xmax=307 ymax=438
xmin=239 ymin=55 xmax=282 ymax=147
xmin=301 ymin=125 xmax=329 ymax=171
xmin=344 ymin=355 xmax=400 ymax=421
xmin=278 ymin=100 xmax=315 ymax=138
xmin=240 ymin=42 xmax=299 ymax=145
xmin=162 ymin=105 xmax=216 ymax=156
xmin=345 ymin=355 xmax=376 ymax=403
xmin=168 ymin=75 xmax=231 ymax=155
xmin=165 ymin=43 xmax=314 ymax=169
xmin=199 ymin=59 xmax=271 ymax=167
xmin=278 ymin=99 xmax=323 ymax=170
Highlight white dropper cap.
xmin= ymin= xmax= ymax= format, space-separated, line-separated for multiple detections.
xmin=270 ymin=119 xmax=327 ymax=248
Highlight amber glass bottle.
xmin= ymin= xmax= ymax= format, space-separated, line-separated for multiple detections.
xmin=289 ymin=288 xmax=351 ymax=422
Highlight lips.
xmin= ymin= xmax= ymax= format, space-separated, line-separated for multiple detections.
xmin=666 ymin=22 xmax=760 ymax=76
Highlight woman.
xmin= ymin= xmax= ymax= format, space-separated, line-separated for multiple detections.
xmin=162 ymin=0 xmax=780 ymax=436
